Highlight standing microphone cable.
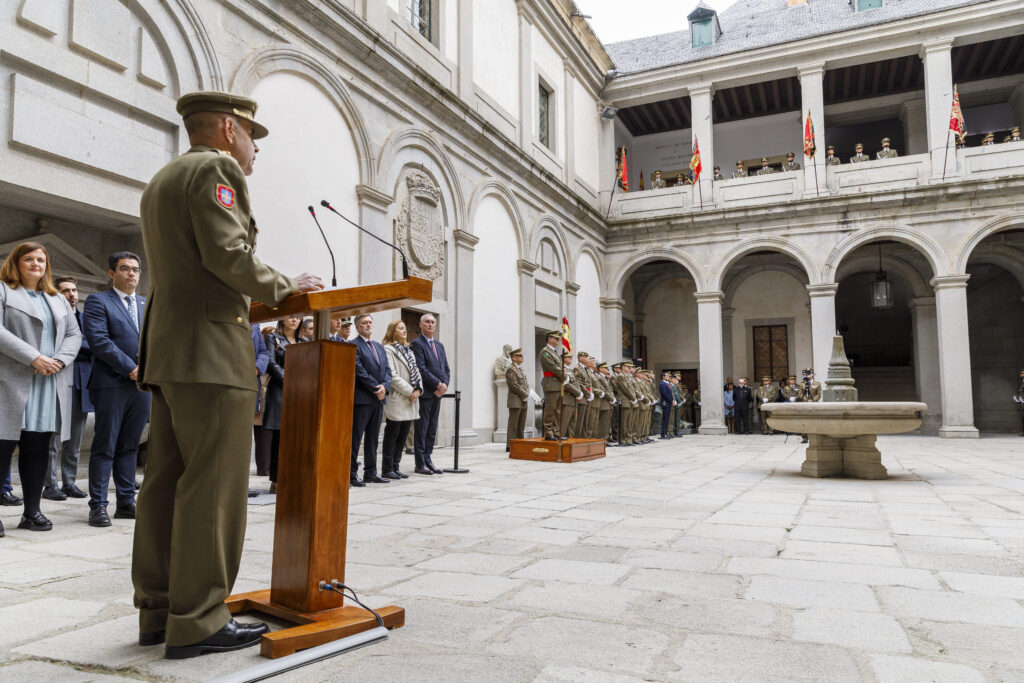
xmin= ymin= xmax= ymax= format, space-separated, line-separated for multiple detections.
xmin=307 ymin=205 xmax=337 ymax=287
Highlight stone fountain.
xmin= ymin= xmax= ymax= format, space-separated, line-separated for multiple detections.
xmin=761 ymin=335 xmax=927 ymax=479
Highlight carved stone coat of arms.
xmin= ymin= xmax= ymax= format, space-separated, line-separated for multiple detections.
xmin=396 ymin=171 xmax=445 ymax=281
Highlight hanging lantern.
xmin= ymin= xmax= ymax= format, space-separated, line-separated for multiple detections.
xmin=870 ymin=244 xmax=893 ymax=310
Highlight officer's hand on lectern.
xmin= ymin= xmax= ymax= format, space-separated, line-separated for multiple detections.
xmin=293 ymin=273 xmax=325 ymax=292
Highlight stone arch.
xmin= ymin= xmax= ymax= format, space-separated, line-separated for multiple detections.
xmin=723 ymin=263 xmax=810 ymax=305
xmin=230 ymin=45 xmax=374 ymax=188
xmin=952 ymin=213 xmax=1024 ymax=275
xmin=466 ymin=178 xmax=526 ymax=260
xmin=822 ymin=224 xmax=945 ymax=284
xmin=964 ymin=243 xmax=1024 ymax=293
xmin=607 ymin=247 xmax=704 ymax=299
xmin=835 ymin=254 xmax=932 ymax=298
xmin=164 ymin=0 xmax=224 ymax=90
xmin=708 ymin=237 xmax=818 ymax=292
xmin=571 ymin=240 xmax=605 ymax=286
xmin=529 ymin=215 xmax=570 ymax=277
xmin=377 ymin=127 xmax=466 ymax=232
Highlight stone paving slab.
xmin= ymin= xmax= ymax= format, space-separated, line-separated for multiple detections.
xmin=2 ymin=434 xmax=1024 ymax=681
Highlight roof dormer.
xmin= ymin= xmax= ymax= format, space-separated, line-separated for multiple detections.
xmin=851 ymin=0 xmax=883 ymax=11
xmin=687 ymin=2 xmax=722 ymax=49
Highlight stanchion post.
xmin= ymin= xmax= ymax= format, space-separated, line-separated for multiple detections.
xmin=444 ymin=390 xmax=468 ymax=473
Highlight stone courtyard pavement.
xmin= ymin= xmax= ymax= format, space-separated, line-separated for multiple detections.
xmin=3 ymin=434 xmax=1024 ymax=682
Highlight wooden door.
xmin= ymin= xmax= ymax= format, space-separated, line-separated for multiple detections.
xmin=753 ymin=325 xmax=788 ymax=382
xmin=666 ymin=368 xmax=698 ymax=393
xmin=402 ymin=308 xmax=423 ymax=343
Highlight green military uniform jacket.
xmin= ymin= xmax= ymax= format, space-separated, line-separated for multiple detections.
xmin=756 ymin=384 xmax=777 ymax=404
xmin=876 ymin=149 xmax=899 ymax=159
xmin=539 ymin=345 xmax=563 ymax=393
xmin=807 ymin=381 xmax=822 ymax=402
xmin=563 ymin=369 xmax=584 ymax=406
xmin=780 ymin=385 xmax=803 ymax=402
xmin=614 ymin=372 xmax=636 ymax=405
xmin=595 ymin=374 xmax=613 ymax=410
xmin=138 ymin=145 xmax=296 ymax=391
xmin=506 ymin=363 xmax=530 ymax=408
xmin=732 ymin=169 xmax=747 ymax=178
xmin=850 ymin=153 xmax=870 ymax=163
xmin=782 ymin=161 xmax=801 ymax=171
xmin=756 ymin=166 xmax=777 ymax=175
xmin=825 ymin=156 xmax=841 ymax=166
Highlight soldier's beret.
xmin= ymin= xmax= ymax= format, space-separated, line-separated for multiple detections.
xmin=545 ymin=330 xmax=561 ymax=339
xmin=510 ymin=348 xmax=523 ymax=356
xmin=761 ymin=157 xmax=769 ymax=163
xmin=881 ymin=137 xmax=891 ymax=144
xmin=176 ymin=91 xmax=269 ymax=139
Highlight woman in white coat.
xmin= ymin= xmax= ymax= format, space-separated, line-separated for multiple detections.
xmin=381 ymin=320 xmax=422 ymax=479
xmin=0 ymin=242 xmax=82 ymax=536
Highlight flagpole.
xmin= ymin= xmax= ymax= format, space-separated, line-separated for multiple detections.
xmin=942 ymin=129 xmax=952 ymax=181
xmin=606 ymin=148 xmax=621 ymax=219
xmin=813 ymin=154 xmax=820 ymax=197
xmin=697 ymin=179 xmax=703 ymax=209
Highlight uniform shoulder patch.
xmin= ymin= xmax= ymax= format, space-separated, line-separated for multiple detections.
xmin=216 ymin=184 xmax=235 ymax=209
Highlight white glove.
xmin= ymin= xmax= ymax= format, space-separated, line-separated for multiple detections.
xmin=529 ymin=389 xmax=542 ymax=403
xmin=698 ymin=402 xmax=702 ymax=406
xmin=563 ymin=374 xmax=570 ymax=385
xmin=762 ymin=398 xmax=768 ymax=403
xmin=789 ymin=397 xmax=797 ymax=402
xmin=599 ymin=391 xmax=606 ymax=398
xmin=632 ymin=399 xmax=638 ymax=405
xmin=587 ymin=393 xmax=594 ymax=402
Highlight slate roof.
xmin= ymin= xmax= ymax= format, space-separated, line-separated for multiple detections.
xmin=605 ymin=0 xmax=995 ymax=74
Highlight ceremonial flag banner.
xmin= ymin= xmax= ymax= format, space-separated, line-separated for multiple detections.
xmin=561 ymin=316 xmax=572 ymax=353
xmin=803 ymin=111 xmax=816 ymax=157
xmin=617 ymin=147 xmax=629 ymax=192
xmin=689 ymin=137 xmax=702 ymax=182
xmin=639 ymin=169 xmax=645 ymax=190
xmin=949 ymin=84 xmax=965 ymax=142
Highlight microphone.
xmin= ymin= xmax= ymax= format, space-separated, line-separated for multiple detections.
xmin=320 ymin=200 xmax=409 ymax=279
xmin=307 ymin=206 xmax=337 ymax=287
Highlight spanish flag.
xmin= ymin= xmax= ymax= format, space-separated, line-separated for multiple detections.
xmin=561 ymin=316 xmax=571 ymax=353
xmin=616 ymin=147 xmax=629 ymax=192
xmin=689 ymin=136 xmax=702 ymax=182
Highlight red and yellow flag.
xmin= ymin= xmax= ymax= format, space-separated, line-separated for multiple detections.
xmin=689 ymin=136 xmax=702 ymax=182
xmin=561 ymin=316 xmax=571 ymax=353
xmin=803 ymin=110 xmax=816 ymax=157
xmin=949 ymin=84 xmax=965 ymax=142
xmin=616 ymin=146 xmax=629 ymax=192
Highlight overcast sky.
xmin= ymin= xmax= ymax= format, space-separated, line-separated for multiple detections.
xmin=574 ymin=0 xmax=738 ymax=44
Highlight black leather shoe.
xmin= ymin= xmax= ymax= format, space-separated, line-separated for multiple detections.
xmin=349 ymin=476 xmax=365 ymax=487
xmin=18 ymin=512 xmax=53 ymax=531
xmin=164 ymin=620 xmax=269 ymax=659
xmin=382 ymin=471 xmax=401 ymax=480
xmin=0 ymin=491 xmax=22 ymax=506
xmin=364 ymin=474 xmax=389 ymax=484
xmin=89 ymin=506 xmax=112 ymax=527
xmin=544 ymin=436 xmax=558 ymax=441
xmin=140 ymin=630 xmax=165 ymax=646
xmin=427 ymin=463 xmax=443 ymax=474
xmin=115 ymin=504 xmax=136 ymax=519
xmin=395 ymin=470 xmax=409 ymax=479
xmin=42 ymin=488 xmax=68 ymax=501
xmin=62 ymin=484 xmax=87 ymax=499
xmin=414 ymin=467 xmax=433 ymax=475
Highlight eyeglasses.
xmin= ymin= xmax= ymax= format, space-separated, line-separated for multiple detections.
xmin=117 ymin=266 xmax=141 ymax=274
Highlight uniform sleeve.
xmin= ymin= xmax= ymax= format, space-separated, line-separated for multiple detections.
xmin=188 ymin=156 xmax=296 ymax=305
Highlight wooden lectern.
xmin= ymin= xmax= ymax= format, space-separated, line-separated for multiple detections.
xmin=225 ymin=277 xmax=432 ymax=658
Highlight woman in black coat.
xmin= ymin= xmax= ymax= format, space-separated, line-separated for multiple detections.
xmin=263 ymin=315 xmax=302 ymax=493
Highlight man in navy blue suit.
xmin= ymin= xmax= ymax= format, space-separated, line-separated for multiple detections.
xmin=410 ymin=313 xmax=449 ymax=475
xmin=658 ymin=372 xmax=676 ymax=439
xmin=83 ymin=252 xmax=152 ymax=527
xmin=350 ymin=314 xmax=391 ymax=486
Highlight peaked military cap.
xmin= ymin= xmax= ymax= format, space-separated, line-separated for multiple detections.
xmin=760 ymin=156 xmax=769 ymax=163
xmin=735 ymin=160 xmax=744 ymax=166
xmin=623 ymin=361 xmax=634 ymax=367
xmin=654 ymin=169 xmax=663 ymax=174
xmin=983 ymin=132 xmax=994 ymax=141
xmin=612 ymin=362 xmax=622 ymax=369
xmin=510 ymin=348 xmax=523 ymax=356
xmin=826 ymin=145 xmax=835 ymax=152
xmin=176 ymin=91 xmax=269 ymax=139
xmin=881 ymin=137 xmax=891 ymax=144
xmin=855 ymin=142 xmax=864 ymax=149
xmin=577 ymin=351 xmax=589 ymax=358
xmin=1004 ymin=135 xmax=1013 ymax=143
xmin=761 ymin=376 xmax=771 ymax=382
xmin=804 ymin=368 xmax=814 ymax=374
xmin=786 ymin=151 xmax=795 ymax=158
xmin=339 ymin=317 xmax=352 ymax=325
xmin=598 ymin=361 xmax=608 ymax=369
xmin=788 ymin=375 xmax=797 ymax=380
xmin=1013 ymin=126 xmax=1021 ymax=134
xmin=545 ymin=330 xmax=562 ymax=339
xmin=713 ymin=165 xmax=720 ymax=171
xmin=561 ymin=349 xmax=572 ymax=358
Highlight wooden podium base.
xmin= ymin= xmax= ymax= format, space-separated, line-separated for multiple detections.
xmin=509 ymin=437 xmax=606 ymax=463
xmin=226 ymin=589 xmax=405 ymax=659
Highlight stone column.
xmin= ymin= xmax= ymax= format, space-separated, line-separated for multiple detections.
xmin=909 ymin=296 xmax=942 ymax=434
xmin=695 ymin=291 xmax=727 ymax=435
xmin=899 ymin=98 xmax=928 ymax=156
xmin=519 ymin=259 xmax=539 ymax=437
xmin=356 ymin=185 xmax=395 ymax=285
xmin=931 ymin=275 xmax=979 ymax=438
xmin=457 ymin=0 xmax=473 ymax=100
xmin=516 ymin=2 xmax=535 ymax=148
xmin=921 ymin=39 xmax=955 ymax=179
xmin=688 ymin=83 xmax=715 ymax=204
xmin=453 ymin=228 xmax=481 ymax=444
xmin=600 ymin=297 xmax=624 ymax=363
xmin=806 ymin=284 xmax=838 ymax=388
xmin=798 ymin=63 xmax=826 ymax=198
xmin=721 ymin=306 xmax=735 ymax=381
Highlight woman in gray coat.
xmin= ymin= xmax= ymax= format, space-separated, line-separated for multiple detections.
xmin=0 ymin=242 xmax=82 ymax=536
xmin=381 ymin=320 xmax=422 ymax=478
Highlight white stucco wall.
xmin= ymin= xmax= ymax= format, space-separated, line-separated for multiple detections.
xmin=472 ymin=195 xmax=521 ymax=431
xmin=248 ymin=74 xmax=360 ymax=286
xmin=472 ymin=0 xmax=518 ymax=117
xmin=573 ymin=80 xmax=600 ymax=191
xmin=644 ymin=277 xmax=700 ymax=367
xmin=575 ymin=252 xmax=602 ymax=359
xmin=729 ymin=271 xmax=811 ymax=380
xmin=532 ymin=25 xmax=565 ymax=159
xmin=442 ymin=0 xmax=458 ymax=62
xmin=714 ymin=111 xmax=803 ymax=169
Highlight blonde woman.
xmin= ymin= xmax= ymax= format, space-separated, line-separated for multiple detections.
xmin=381 ymin=320 xmax=422 ymax=478
xmin=0 ymin=242 xmax=82 ymax=536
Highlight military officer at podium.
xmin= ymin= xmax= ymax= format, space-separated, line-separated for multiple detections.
xmin=505 ymin=348 xmax=529 ymax=451
xmin=133 ymin=91 xmax=323 ymax=658
xmin=539 ymin=331 xmax=564 ymax=440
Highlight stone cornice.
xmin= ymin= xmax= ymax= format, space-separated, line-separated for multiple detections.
xmin=599 ymin=297 xmax=625 ymax=310
xmin=930 ymin=274 xmax=970 ymax=290
xmin=797 ymin=62 xmax=826 ymax=80
xmin=806 ymin=283 xmax=839 ymax=297
xmin=517 ymin=259 xmax=539 ymax=275
xmin=564 ymin=281 xmax=581 ymax=294
xmin=452 ymin=229 xmax=480 ymax=249
xmin=919 ymin=38 xmax=955 ymax=57
xmin=356 ymin=184 xmax=394 ymax=211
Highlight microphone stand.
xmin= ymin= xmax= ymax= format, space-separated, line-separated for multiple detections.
xmin=320 ymin=200 xmax=410 ymax=280
xmin=306 ymin=206 xmax=337 ymax=287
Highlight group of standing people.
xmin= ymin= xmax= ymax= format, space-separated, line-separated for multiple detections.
xmin=726 ymin=371 xmax=821 ymax=439
xmin=1 ymin=244 xmax=154 ymax=537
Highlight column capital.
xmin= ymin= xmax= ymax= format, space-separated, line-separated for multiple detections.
xmin=694 ymin=290 xmax=725 ymax=305
xmin=806 ymin=283 xmax=839 ymax=297
xmin=599 ymin=296 xmax=625 ymax=310
xmin=909 ymin=296 xmax=936 ymax=310
xmin=688 ymin=82 xmax=714 ymax=98
xmin=452 ymin=229 xmax=479 ymax=249
xmin=565 ymin=281 xmax=581 ymax=295
xmin=930 ymin=274 xmax=970 ymax=290
xmin=355 ymin=184 xmax=394 ymax=211
xmin=797 ymin=62 xmax=826 ymax=80
xmin=919 ymin=38 xmax=954 ymax=58
xmin=517 ymin=259 xmax=539 ymax=276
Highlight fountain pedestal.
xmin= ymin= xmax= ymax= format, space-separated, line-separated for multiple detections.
xmin=803 ymin=435 xmax=887 ymax=480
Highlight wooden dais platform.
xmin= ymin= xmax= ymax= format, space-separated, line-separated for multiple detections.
xmin=509 ymin=437 xmax=606 ymax=463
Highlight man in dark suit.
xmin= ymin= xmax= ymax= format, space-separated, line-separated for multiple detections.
xmin=42 ymin=276 xmax=93 ymax=500
xmin=350 ymin=314 xmax=391 ymax=486
xmin=658 ymin=372 xmax=675 ymax=439
xmin=733 ymin=377 xmax=753 ymax=435
xmin=83 ymin=252 xmax=152 ymax=527
xmin=410 ymin=313 xmax=449 ymax=475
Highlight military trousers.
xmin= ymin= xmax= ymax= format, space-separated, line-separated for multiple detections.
xmin=559 ymin=401 xmax=576 ymax=438
xmin=624 ymin=406 xmax=637 ymax=444
xmin=584 ymin=400 xmax=599 ymax=438
xmin=506 ymin=406 xmax=526 ymax=448
xmin=571 ymin=403 xmax=587 ymax=438
xmin=543 ymin=391 xmax=561 ymax=438
xmin=132 ymin=382 xmax=255 ymax=646
xmin=597 ymin=407 xmax=612 ymax=441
